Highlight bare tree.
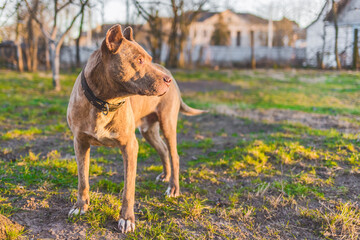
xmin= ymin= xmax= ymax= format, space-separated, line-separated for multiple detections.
xmin=210 ymin=14 xmax=230 ymax=46
xmin=76 ymin=4 xmax=87 ymax=68
xmin=331 ymin=0 xmax=341 ymax=70
xmin=133 ymin=1 xmax=164 ymax=63
xmin=318 ymin=22 xmax=327 ymax=69
xmin=24 ymin=0 xmax=89 ymax=91
xmin=14 ymin=2 xmax=24 ymax=72
xmin=133 ymin=0 xmax=208 ymax=67
xmin=167 ymin=0 xmax=208 ymax=68
xmin=24 ymin=0 xmax=40 ymax=72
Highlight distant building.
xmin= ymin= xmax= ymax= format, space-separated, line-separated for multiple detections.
xmin=188 ymin=10 xmax=303 ymax=49
xmin=139 ymin=9 xmax=305 ymax=65
xmin=78 ymin=24 xmax=143 ymax=48
xmin=76 ymin=10 xmax=306 ymax=67
xmin=306 ymin=0 xmax=360 ymax=67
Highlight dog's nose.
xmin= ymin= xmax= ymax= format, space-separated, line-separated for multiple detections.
xmin=163 ymin=76 xmax=171 ymax=84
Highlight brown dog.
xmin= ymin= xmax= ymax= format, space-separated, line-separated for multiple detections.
xmin=67 ymin=24 xmax=205 ymax=233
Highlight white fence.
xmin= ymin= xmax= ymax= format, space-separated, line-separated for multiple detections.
xmin=60 ymin=45 xmax=306 ymax=68
xmin=187 ymin=46 xmax=306 ymax=67
xmin=60 ymin=46 xmax=96 ymax=67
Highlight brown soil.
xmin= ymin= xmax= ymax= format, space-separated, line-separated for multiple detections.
xmin=3 ymin=79 xmax=360 ymax=239
xmin=215 ymin=105 xmax=360 ymax=134
xmin=177 ymin=80 xmax=240 ymax=92
xmin=0 ymin=214 xmax=24 ymax=239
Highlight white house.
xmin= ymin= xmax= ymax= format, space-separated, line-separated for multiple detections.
xmin=73 ymin=10 xmax=306 ymax=67
xmin=306 ymin=0 xmax=360 ymax=67
xmin=189 ymin=10 xmax=269 ymax=48
xmin=181 ymin=10 xmax=305 ymax=66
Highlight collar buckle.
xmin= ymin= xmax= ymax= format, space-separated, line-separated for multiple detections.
xmin=102 ymin=103 xmax=109 ymax=116
xmin=81 ymin=66 xmax=126 ymax=114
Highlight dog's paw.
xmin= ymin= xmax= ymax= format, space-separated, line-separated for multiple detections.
xmin=165 ymin=186 xmax=180 ymax=198
xmin=68 ymin=207 xmax=86 ymax=218
xmin=156 ymin=172 xmax=170 ymax=183
xmin=118 ymin=218 xmax=135 ymax=233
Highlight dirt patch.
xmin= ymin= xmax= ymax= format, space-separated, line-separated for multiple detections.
xmin=0 ymin=214 xmax=24 ymax=239
xmin=214 ymin=105 xmax=360 ymax=134
xmin=177 ymin=80 xmax=240 ymax=92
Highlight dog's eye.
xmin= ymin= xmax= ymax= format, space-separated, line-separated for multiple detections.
xmin=138 ymin=58 xmax=144 ymax=64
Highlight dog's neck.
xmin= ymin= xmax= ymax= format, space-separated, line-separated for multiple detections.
xmin=84 ymin=51 xmax=129 ymax=105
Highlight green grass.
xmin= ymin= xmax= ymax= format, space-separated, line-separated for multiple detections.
xmin=175 ymin=69 xmax=360 ymax=116
xmin=1 ymin=69 xmax=360 ymax=239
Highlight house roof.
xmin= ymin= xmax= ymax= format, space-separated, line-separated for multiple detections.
xmin=195 ymin=10 xmax=268 ymax=25
xmin=324 ymin=0 xmax=350 ymax=21
xmin=237 ymin=13 xmax=268 ymax=24
xmin=196 ymin=12 xmax=217 ymax=22
xmin=90 ymin=23 xmax=143 ymax=39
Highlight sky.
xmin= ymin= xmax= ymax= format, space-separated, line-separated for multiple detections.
xmin=101 ymin=0 xmax=326 ymax=28
xmin=0 ymin=0 xmax=326 ymax=40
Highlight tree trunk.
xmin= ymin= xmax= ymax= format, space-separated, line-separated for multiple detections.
xmin=31 ymin=36 xmax=39 ymax=71
xmin=178 ymin=33 xmax=186 ymax=68
xmin=45 ymin=39 xmax=51 ymax=71
xmin=319 ymin=17 xmax=327 ymax=69
xmin=332 ymin=0 xmax=341 ymax=70
xmin=167 ymin=1 xmax=179 ymax=68
xmin=334 ymin=25 xmax=341 ymax=69
xmin=155 ymin=18 xmax=163 ymax=63
xmin=25 ymin=47 xmax=32 ymax=71
xmin=50 ymin=42 xmax=61 ymax=91
xmin=178 ymin=20 xmax=189 ymax=68
xmin=353 ymin=28 xmax=359 ymax=70
xmin=167 ymin=21 xmax=178 ymax=67
xmin=76 ymin=8 xmax=85 ymax=68
xmin=26 ymin=0 xmax=39 ymax=72
xmin=251 ymin=30 xmax=256 ymax=69
xmin=15 ymin=42 xmax=24 ymax=72
xmin=15 ymin=10 xmax=24 ymax=72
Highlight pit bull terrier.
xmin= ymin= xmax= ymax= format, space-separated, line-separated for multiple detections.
xmin=66 ymin=24 xmax=205 ymax=233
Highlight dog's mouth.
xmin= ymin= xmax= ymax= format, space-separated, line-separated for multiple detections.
xmin=158 ymin=89 xmax=168 ymax=97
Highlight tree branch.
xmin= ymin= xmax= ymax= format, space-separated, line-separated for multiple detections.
xmin=24 ymin=0 xmax=52 ymax=40
xmin=57 ymin=0 xmax=73 ymax=12
xmin=56 ymin=0 xmax=89 ymax=51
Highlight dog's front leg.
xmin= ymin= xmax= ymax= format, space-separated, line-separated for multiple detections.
xmin=118 ymin=135 xmax=138 ymax=233
xmin=69 ymin=136 xmax=90 ymax=217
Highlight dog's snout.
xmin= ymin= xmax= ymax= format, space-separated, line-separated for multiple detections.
xmin=163 ymin=76 xmax=171 ymax=84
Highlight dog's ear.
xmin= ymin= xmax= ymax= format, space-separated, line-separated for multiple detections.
xmin=123 ymin=26 xmax=134 ymax=41
xmin=105 ymin=24 xmax=123 ymax=53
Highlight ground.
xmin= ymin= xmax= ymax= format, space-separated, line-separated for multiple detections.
xmin=0 ymin=68 xmax=360 ymax=239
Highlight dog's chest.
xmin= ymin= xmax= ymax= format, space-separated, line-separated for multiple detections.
xmin=86 ymin=116 xmax=132 ymax=147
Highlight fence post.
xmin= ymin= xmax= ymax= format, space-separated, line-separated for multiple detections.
xmin=353 ymin=28 xmax=359 ymax=70
xmin=251 ymin=31 xmax=256 ymax=69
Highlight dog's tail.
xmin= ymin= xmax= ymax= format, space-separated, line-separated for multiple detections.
xmin=180 ymin=99 xmax=208 ymax=116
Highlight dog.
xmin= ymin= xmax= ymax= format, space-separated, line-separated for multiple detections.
xmin=67 ymin=24 xmax=205 ymax=233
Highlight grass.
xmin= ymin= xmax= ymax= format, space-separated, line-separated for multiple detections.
xmin=0 ymin=68 xmax=360 ymax=239
xmin=175 ymin=69 xmax=360 ymax=116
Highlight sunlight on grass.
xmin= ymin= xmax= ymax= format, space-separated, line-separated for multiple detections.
xmin=1 ymin=69 xmax=360 ymax=238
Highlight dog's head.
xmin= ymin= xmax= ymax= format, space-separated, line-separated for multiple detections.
xmin=101 ymin=24 xmax=171 ymax=96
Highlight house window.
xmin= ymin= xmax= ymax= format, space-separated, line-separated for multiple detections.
xmin=236 ymin=31 xmax=241 ymax=46
xmin=259 ymin=31 xmax=268 ymax=46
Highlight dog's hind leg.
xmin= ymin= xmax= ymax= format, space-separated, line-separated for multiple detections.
xmin=140 ymin=117 xmax=171 ymax=182
xmin=68 ymin=136 xmax=90 ymax=217
xmin=160 ymin=115 xmax=180 ymax=198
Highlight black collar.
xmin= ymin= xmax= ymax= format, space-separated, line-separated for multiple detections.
xmin=81 ymin=68 xmax=126 ymax=115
